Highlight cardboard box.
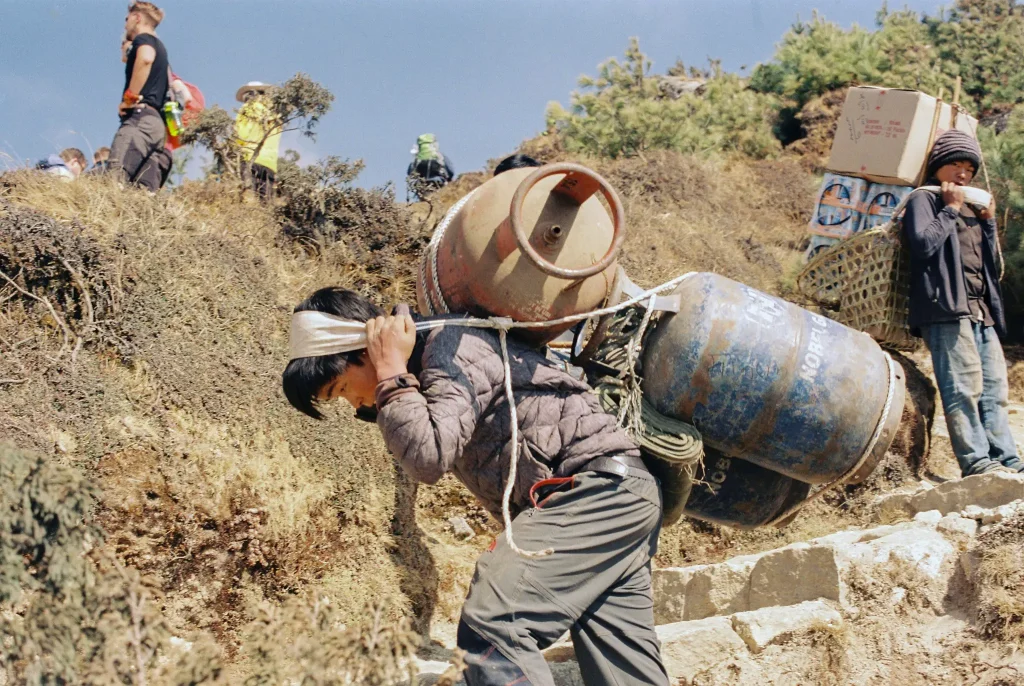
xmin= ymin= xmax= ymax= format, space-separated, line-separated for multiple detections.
xmin=827 ymin=86 xmax=979 ymax=186
xmin=808 ymin=173 xmax=869 ymax=239
xmin=858 ymin=183 xmax=914 ymax=233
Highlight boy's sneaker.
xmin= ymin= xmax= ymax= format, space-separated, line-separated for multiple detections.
xmin=966 ymin=461 xmax=1015 ymax=477
xmin=999 ymin=457 xmax=1024 ymax=473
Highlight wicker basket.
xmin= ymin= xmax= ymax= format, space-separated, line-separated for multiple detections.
xmin=797 ymin=214 xmax=919 ymax=351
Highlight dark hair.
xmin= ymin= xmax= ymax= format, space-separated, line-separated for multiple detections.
xmin=282 ymin=287 xmax=383 ymax=419
xmin=494 ymin=154 xmax=542 ymax=176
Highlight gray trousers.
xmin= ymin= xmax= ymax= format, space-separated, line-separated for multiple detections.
xmin=459 ymin=470 xmax=669 ymax=686
xmin=109 ymin=107 xmax=167 ymax=191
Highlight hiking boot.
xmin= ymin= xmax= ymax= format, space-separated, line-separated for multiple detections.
xmin=965 ymin=461 xmax=1015 ymax=477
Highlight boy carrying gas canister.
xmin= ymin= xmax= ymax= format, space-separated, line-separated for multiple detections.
xmin=282 ymin=291 xmax=669 ymax=686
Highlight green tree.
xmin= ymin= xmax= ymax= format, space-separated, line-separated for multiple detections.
xmin=925 ymin=0 xmax=1024 ymax=114
xmin=874 ymin=7 xmax=951 ymax=96
xmin=547 ymin=39 xmax=780 ymax=159
xmin=751 ymin=1 xmax=1024 ymax=116
xmin=978 ymin=106 xmax=1024 ymax=322
xmin=749 ymin=12 xmax=884 ymax=108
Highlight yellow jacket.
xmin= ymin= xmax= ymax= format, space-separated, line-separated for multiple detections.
xmin=235 ymin=100 xmax=281 ymax=173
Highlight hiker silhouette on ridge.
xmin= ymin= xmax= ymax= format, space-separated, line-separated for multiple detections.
xmin=108 ymin=1 xmax=171 ymax=192
xmin=406 ymin=133 xmax=454 ymax=199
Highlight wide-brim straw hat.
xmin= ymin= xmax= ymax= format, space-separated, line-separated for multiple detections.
xmin=236 ymin=81 xmax=272 ymax=102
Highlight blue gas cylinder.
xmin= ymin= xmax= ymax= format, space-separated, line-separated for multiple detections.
xmin=642 ymin=273 xmax=905 ymax=485
xmin=683 ymin=448 xmax=811 ymax=529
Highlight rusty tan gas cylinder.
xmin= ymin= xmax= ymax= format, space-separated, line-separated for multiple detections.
xmin=417 ymin=163 xmax=626 ymax=344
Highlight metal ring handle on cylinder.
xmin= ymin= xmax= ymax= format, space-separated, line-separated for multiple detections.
xmin=509 ymin=163 xmax=626 ymax=281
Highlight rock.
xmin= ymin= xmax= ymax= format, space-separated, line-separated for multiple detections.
xmin=652 ymin=565 xmax=702 ymax=624
xmin=683 ymin=556 xmax=760 ymax=621
xmin=654 ymin=554 xmax=760 ymax=623
xmin=980 ymin=501 xmax=1023 ymax=525
xmin=838 ymin=527 xmax=956 ymax=588
xmin=914 ymin=510 xmax=943 ymax=526
xmin=412 ymin=657 xmax=455 ymax=684
xmin=549 ymin=662 xmax=584 ymax=686
xmin=962 ymin=504 xmax=987 ymax=520
xmin=891 ymin=587 xmax=907 ymax=605
xmin=730 ymin=600 xmax=843 ymax=653
xmin=874 ymin=473 xmax=1024 ymax=521
xmin=49 ymin=429 xmax=77 ymax=455
xmin=448 ymin=516 xmax=475 ymax=541
xmin=813 ymin=526 xmax=893 ymax=547
xmin=749 ymin=544 xmax=841 ymax=609
xmin=656 ymin=75 xmax=707 ymax=99
xmin=937 ymin=513 xmax=978 ymax=538
xmin=657 ymin=616 xmax=747 ymax=685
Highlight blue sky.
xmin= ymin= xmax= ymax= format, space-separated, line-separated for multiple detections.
xmin=0 ymin=0 xmax=943 ymax=189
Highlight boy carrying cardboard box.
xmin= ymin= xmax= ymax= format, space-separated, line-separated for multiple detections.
xmin=904 ymin=130 xmax=1023 ymax=477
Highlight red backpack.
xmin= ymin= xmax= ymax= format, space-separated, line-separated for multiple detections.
xmin=166 ymin=71 xmax=205 ymax=151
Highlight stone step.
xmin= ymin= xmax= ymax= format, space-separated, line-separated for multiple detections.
xmin=653 ymin=519 xmax=958 ymax=624
xmin=419 ymin=600 xmax=845 ymax=686
xmin=873 ymin=472 xmax=1024 ymax=521
xmin=417 ymin=472 xmax=1024 ymax=685
xmin=654 ymin=472 xmax=1024 ymax=626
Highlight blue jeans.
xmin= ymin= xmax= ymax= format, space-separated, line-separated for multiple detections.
xmin=923 ymin=319 xmax=1021 ymax=476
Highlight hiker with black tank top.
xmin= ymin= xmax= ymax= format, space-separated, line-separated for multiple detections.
xmin=109 ymin=1 xmax=169 ymax=191
xmin=904 ymin=130 xmax=1023 ymax=477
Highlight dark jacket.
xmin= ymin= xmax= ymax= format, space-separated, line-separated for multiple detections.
xmin=407 ymin=156 xmax=454 ymax=183
xmin=374 ymin=325 xmax=640 ymax=519
xmin=903 ymin=187 xmax=1006 ymax=338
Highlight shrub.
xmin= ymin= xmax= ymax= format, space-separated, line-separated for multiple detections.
xmin=750 ymin=1 xmax=1024 ymax=116
xmin=0 ymin=442 xmax=223 ymax=685
xmin=275 ymin=155 xmax=426 ymax=299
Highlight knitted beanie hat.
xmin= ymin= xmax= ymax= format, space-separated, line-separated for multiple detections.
xmin=927 ymin=129 xmax=982 ymax=177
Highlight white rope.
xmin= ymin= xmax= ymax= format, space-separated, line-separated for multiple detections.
xmin=419 ymin=190 xmax=475 ymax=315
xmin=496 ymin=323 xmax=554 ymax=558
xmin=617 ymin=294 xmax=658 ymax=435
xmin=765 ymin=350 xmax=898 ymax=527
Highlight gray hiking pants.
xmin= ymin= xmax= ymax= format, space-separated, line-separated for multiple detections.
xmin=109 ymin=106 xmax=166 ymax=191
xmin=459 ymin=465 xmax=669 ymax=686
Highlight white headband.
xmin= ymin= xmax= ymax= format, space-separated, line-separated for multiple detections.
xmin=288 ymin=311 xmax=370 ymax=361
xmin=288 ymin=311 xmax=456 ymax=361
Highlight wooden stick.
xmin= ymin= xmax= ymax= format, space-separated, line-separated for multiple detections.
xmin=922 ymin=88 xmax=945 ymax=186
xmin=952 ymin=76 xmax=962 ymax=127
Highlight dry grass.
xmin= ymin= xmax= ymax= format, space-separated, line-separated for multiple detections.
xmin=0 ymin=172 xmax=418 ymax=654
xmin=969 ymin=511 xmax=1024 ymax=644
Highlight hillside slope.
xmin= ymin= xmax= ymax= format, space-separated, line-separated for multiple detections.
xmin=0 ymin=147 xmax=1001 ymax=681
